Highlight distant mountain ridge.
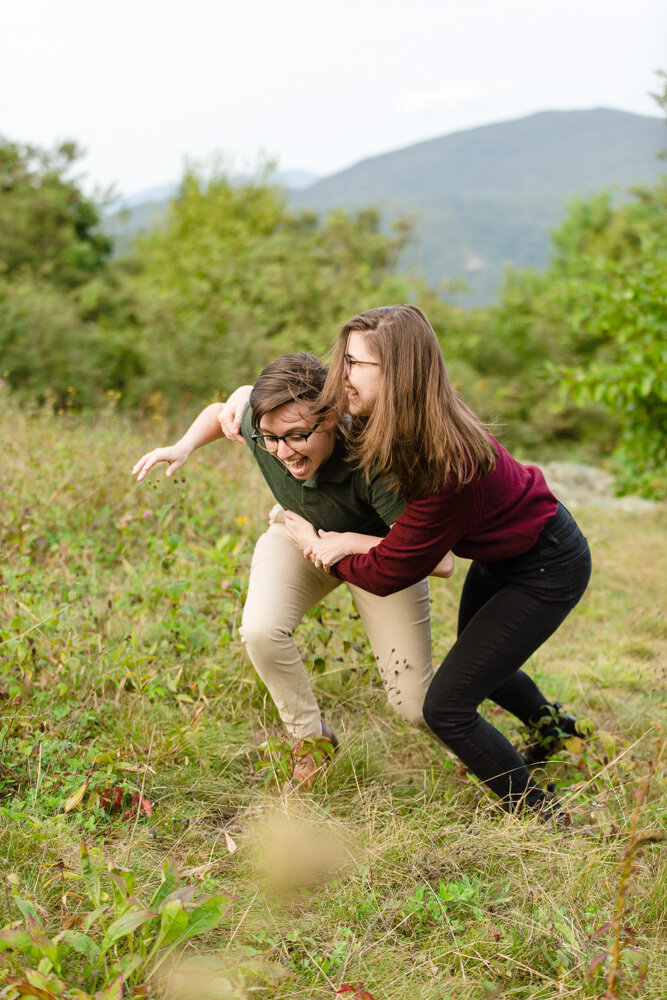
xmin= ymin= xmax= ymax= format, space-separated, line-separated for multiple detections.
xmin=105 ymin=109 xmax=664 ymax=303
xmin=290 ymin=108 xmax=665 ymax=303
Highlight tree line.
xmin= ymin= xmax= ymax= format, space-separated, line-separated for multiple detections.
xmin=0 ymin=134 xmax=664 ymax=497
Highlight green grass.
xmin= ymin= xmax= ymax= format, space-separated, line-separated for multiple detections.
xmin=1 ymin=394 xmax=665 ymax=999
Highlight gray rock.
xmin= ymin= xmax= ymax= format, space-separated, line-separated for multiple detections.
xmin=539 ymin=462 xmax=658 ymax=513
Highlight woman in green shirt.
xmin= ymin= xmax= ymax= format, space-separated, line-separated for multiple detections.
xmin=133 ymin=353 xmax=452 ymax=785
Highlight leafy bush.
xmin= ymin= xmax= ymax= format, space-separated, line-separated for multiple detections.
xmin=0 ymin=844 xmax=231 ymax=999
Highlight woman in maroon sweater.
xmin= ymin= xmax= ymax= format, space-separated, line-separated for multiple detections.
xmin=286 ymin=305 xmax=592 ymax=820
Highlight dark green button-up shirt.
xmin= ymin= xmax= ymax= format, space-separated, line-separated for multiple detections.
xmin=241 ymin=404 xmax=404 ymax=535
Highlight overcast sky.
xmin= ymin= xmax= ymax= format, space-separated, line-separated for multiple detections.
xmin=2 ymin=0 xmax=665 ymax=197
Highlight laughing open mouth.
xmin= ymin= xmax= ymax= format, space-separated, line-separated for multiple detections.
xmin=282 ymin=455 xmax=309 ymax=475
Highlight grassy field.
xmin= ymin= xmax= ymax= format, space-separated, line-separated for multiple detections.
xmin=1 ymin=396 xmax=665 ymax=1000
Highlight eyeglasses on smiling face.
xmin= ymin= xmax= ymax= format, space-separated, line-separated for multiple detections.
xmin=251 ymin=423 xmax=321 ymax=453
xmin=343 ymin=354 xmax=381 ymax=372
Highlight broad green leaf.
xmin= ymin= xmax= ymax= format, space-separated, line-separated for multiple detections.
xmin=54 ymin=930 xmax=101 ymax=965
xmin=0 ymin=927 xmax=39 ymax=957
xmin=109 ymin=866 xmax=135 ymax=900
xmin=161 ymin=886 xmax=197 ymax=907
xmin=83 ymin=905 xmax=109 ymax=934
xmin=9 ymin=966 xmax=68 ymax=998
xmin=181 ymin=894 xmax=232 ymax=941
xmin=115 ymin=952 xmax=143 ymax=976
xmin=13 ymin=897 xmax=42 ymax=927
xmin=108 ymin=871 xmax=133 ymax=917
xmin=101 ymin=910 xmax=157 ymax=953
xmin=26 ymin=916 xmax=60 ymax=971
xmin=153 ymin=899 xmax=189 ymax=950
xmin=149 ymin=860 xmax=179 ymax=912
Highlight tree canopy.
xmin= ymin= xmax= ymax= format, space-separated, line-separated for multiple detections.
xmin=0 ymin=135 xmax=664 ymax=496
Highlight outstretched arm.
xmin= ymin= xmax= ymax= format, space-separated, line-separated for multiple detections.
xmin=132 ymin=402 xmax=225 ymax=482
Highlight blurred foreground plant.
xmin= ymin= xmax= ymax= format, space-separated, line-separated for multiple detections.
xmin=0 ymin=842 xmax=231 ymax=999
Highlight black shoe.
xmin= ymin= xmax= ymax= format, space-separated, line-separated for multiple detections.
xmin=521 ymin=702 xmax=592 ymax=767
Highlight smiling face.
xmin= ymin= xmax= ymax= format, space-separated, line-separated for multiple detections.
xmin=342 ymin=331 xmax=384 ymax=416
xmin=258 ymin=402 xmax=336 ymax=479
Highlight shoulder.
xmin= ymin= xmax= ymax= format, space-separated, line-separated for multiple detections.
xmin=240 ymin=403 xmax=255 ymax=447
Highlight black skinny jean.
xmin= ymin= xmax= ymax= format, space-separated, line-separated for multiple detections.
xmin=422 ymin=503 xmax=592 ymax=811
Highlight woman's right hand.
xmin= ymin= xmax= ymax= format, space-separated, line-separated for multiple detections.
xmin=132 ymin=443 xmax=191 ymax=482
xmin=218 ymin=385 xmax=253 ymax=442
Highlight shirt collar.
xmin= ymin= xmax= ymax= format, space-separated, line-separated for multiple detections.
xmin=303 ymin=433 xmax=354 ymax=487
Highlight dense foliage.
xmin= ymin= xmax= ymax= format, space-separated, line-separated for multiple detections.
xmin=0 ymin=135 xmax=664 ymax=495
xmin=484 ymin=182 xmax=666 ymax=496
xmin=122 ymin=168 xmax=412 ymax=407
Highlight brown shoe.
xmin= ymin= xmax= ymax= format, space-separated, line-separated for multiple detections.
xmin=290 ymin=722 xmax=338 ymax=787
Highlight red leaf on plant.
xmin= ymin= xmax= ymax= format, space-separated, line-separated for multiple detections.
xmin=588 ymin=953 xmax=607 ymax=975
xmin=335 ymin=987 xmax=376 ymax=999
xmin=138 ymin=794 xmax=153 ymax=816
xmin=100 ymin=785 xmax=125 ymax=811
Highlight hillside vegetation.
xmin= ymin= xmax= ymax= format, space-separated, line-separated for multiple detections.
xmin=106 ymin=110 xmax=665 ymax=306
xmin=1 ymin=131 xmax=665 ymax=498
xmin=291 ymin=109 xmax=666 ymax=303
xmin=0 ymin=401 xmax=665 ymax=999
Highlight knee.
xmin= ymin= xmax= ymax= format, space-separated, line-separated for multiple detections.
xmin=422 ymin=690 xmax=471 ymax=740
xmin=422 ymin=691 xmax=441 ymax=733
xmin=239 ymin=617 xmax=293 ymax=656
xmin=390 ymin=697 xmax=428 ymax=728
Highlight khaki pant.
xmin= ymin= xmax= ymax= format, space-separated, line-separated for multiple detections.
xmin=239 ymin=509 xmax=433 ymax=738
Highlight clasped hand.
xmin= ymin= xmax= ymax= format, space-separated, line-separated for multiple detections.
xmin=284 ymin=511 xmax=350 ymax=571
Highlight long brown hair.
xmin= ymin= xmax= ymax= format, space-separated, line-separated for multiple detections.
xmin=323 ymin=305 xmax=496 ymax=498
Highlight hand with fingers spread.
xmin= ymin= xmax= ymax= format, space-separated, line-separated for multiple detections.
xmin=132 ymin=402 xmax=226 ymax=482
xmin=132 ymin=443 xmax=191 ymax=482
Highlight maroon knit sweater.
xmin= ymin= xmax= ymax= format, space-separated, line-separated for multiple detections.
xmin=331 ymin=440 xmax=557 ymax=596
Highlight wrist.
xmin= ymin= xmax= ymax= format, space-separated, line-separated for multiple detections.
xmin=175 ymin=437 xmax=195 ymax=459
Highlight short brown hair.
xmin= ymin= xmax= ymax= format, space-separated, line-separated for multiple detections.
xmin=250 ymin=353 xmax=328 ymax=431
xmin=322 ymin=305 xmax=496 ymax=498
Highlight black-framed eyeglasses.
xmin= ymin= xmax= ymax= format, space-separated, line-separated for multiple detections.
xmin=343 ymin=354 xmax=381 ymax=372
xmin=251 ymin=423 xmax=321 ymax=453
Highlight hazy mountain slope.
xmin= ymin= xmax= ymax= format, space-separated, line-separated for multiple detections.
xmin=104 ymin=109 xmax=664 ymax=303
xmin=291 ymin=109 xmax=665 ymax=303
